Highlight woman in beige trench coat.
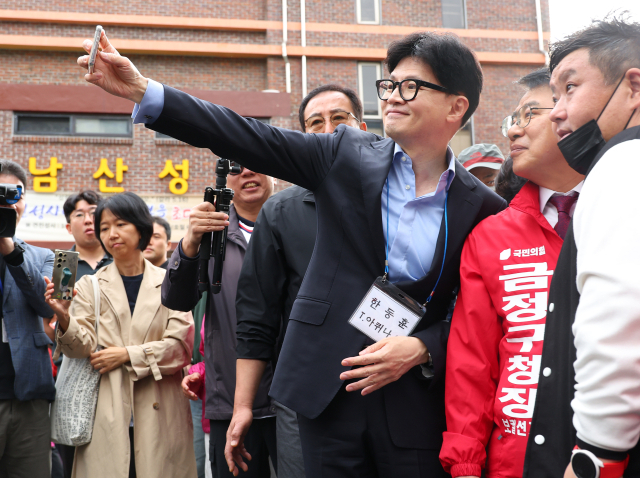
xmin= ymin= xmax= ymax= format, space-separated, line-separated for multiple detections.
xmin=47 ymin=192 xmax=196 ymax=478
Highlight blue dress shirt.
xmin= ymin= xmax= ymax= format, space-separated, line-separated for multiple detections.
xmin=133 ymin=85 xmax=456 ymax=284
xmin=382 ymin=144 xmax=456 ymax=283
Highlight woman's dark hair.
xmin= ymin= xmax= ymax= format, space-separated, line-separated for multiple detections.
xmin=495 ymin=157 xmax=527 ymax=205
xmin=298 ymin=84 xmax=364 ymax=130
xmin=63 ymin=190 xmax=103 ymax=223
xmin=385 ymin=32 xmax=483 ymax=126
xmin=94 ymin=192 xmax=154 ymax=252
xmin=549 ymin=15 xmax=640 ymax=85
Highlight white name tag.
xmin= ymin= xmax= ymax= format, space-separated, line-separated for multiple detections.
xmin=348 ymin=277 xmax=425 ymax=342
xmin=1 ymin=318 xmax=7 ymax=343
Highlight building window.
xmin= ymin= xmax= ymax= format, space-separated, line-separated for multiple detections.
xmin=357 ymin=0 xmax=380 ymax=24
xmin=442 ymin=0 xmax=466 ymax=29
xmin=358 ymin=62 xmax=382 ymax=118
xmin=449 ymin=121 xmax=474 ymax=156
xmin=14 ymin=113 xmax=132 ymax=137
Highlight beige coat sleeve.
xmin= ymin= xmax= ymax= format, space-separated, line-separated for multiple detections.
xmin=54 ymin=276 xmax=98 ymax=360
xmin=125 ymin=308 xmax=194 ymax=381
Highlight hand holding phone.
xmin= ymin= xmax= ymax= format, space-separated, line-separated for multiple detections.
xmin=88 ymin=25 xmax=103 ymax=75
xmin=52 ymin=250 xmax=79 ymax=301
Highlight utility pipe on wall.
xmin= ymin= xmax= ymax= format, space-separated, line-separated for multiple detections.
xmin=282 ymin=0 xmax=291 ymax=93
xmin=301 ymin=0 xmax=307 ymax=98
xmin=535 ymin=0 xmax=549 ymax=65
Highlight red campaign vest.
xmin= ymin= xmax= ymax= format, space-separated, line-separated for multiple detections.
xmin=441 ymin=181 xmax=564 ymax=478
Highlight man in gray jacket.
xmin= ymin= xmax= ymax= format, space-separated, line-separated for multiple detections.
xmin=162 ymin=165 xmax=276 ymax=477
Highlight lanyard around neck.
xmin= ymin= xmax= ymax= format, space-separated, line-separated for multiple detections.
xmin=383 ymin=177 xmax=449 ymax=308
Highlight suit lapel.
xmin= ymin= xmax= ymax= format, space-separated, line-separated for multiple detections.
xmin=129 ymin=260 xmax=164 ymax=345
xmin=359 ymin=138 xmax=395 ymax=271
xmin=396 ymin=162 xmax=482 ymax=301
xmin=99 ymin=263 xmax=131 ymax=343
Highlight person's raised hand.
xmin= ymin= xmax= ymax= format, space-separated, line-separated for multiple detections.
xmin=224 ymin=407 xmax=254 ymax=476
xmin=181 ymin=373 xmax=203 ymax=400
xmin=44 ymin=277 xmax=76 ymax=332
xmin=339 ymin=336 xmax=429 ymax=395
xmin=182 ymin=202 xmax=229 ymax=258
xmin=77 ymin=30 xmax=148 ymax=103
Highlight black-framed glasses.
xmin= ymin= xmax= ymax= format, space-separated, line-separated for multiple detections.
xmin=376 ymin=79 xmax=449 ymax=102
xmin=501 ymin=105 xmax=554 ymax=137
xmin=304 ymin=111 xmax=359 ymax=133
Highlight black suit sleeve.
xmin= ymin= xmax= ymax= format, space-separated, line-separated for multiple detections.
xmin=236 ymin=202 xmax=287 ymax=361
xmin=161 ymin=242 xmax=203 ymax=313
xmin=149 ymin=85 xmax=340 ymax=192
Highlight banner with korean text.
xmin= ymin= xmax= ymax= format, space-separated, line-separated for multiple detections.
xmin=16 ymin=192 xmax=202 ymax=243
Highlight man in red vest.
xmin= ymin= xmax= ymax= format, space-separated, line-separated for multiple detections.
xmin=439 ymin=68 xmax=585 ymax=478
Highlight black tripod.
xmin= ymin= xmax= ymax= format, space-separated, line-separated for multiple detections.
xmin=198 ymin=158 xmax=242 ymax=294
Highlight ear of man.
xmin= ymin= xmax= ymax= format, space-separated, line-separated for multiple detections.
xmin=446 ymin=95 xmax=470 ymax=129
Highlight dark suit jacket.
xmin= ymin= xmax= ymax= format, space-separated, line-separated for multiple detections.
xmin=153 ymin=85 xmax=506 ymax=449
xmin=236 ymin=186 xmax=317 ymax=365
xmin=2 ymin=238 xmax=55 ymax=401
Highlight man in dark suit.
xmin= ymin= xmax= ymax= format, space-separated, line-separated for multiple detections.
xmin=78 ymin=30 xmax=506 ymax=477
xmin=0 ymin=160 xmax=55 ymax=477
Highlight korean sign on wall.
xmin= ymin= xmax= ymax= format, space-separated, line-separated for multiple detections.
xmin=16 ymin=192 xmax=202 ymax=243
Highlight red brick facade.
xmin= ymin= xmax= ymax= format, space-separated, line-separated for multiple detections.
xmin=0 ymin=0 xmax=548 ymax=215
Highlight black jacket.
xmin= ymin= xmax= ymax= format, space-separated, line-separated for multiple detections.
xmin=523 ymin=126 xmax=640 ymax=477
xmin=161 ymin=205 xmax=274 ymax=421
xmin=150 ymin=85 xmax=506 ymax=449
xmin=236 ymin=185 xmax=316 ymax=364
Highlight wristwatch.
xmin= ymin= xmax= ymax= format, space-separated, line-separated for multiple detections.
xmin=571 ymin=448 xmax=629 ymax=478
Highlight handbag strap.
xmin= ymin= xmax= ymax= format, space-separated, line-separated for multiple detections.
xmin=89 ymin=275 xmax=101 ymax=352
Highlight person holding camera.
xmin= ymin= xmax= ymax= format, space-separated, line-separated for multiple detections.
xmin=0 ymin=160 xmax=56 ymax=478
xmin=165 ymin=166 xmax=277 ymax=477
xmin=45 ymin=192 xmax=195 ymax=478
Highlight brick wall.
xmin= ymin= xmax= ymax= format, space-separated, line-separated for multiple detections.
xmin=0 ymin=0 xmax=549 ymax=199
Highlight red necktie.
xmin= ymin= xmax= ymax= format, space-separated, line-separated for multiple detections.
xmin=548 ymin=192 xmax=579 ymax=240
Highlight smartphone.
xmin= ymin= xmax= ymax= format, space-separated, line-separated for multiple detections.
xmin=52 ymin=250 xmax=80 ymax=301
xmin=88 ymin=25 xmax=103 ymax=75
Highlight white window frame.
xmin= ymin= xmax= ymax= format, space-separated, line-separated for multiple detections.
xmin=356 ymin=0 xmax=380 ymax=25
xmin=358 ymin=62 xmax=382 ymax=119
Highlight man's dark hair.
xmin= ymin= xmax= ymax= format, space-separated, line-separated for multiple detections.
xmin=0 ymin=160 xmax=28 ymax=190
xmin=152 ymin=216 xmax=172 ymax=242
xmin=518 ymin=67 xmax=551 ymax=90
xmin=495 ymin=157 xmax=527 ymax=205
xmin=298 ymin=84 xmax=364 ymax=130
xmin=549 ymin=16 xmax=640 ymax=84
xmin=94 ymin=192 xmax=154 ymax=252
xmin=63 ymin=190 xmax=103 ymax=223
xmin=385 ymin=32 xmax=483 ymax=126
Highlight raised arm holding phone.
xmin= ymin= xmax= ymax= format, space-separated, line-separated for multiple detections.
xmin=78 ymin=30 xmax=506 ymax=478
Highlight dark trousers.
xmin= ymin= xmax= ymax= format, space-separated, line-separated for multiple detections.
xmin=0 ymin=399 xmax=50 ymax=478
xmin=297 ymin=384 xmax=447 ymax=478
xmin=209 ymin=417 xmax=277 ymax=478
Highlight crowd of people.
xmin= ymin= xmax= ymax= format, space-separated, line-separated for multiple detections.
xmin=0 ymin=14 xmax=639 ymax=478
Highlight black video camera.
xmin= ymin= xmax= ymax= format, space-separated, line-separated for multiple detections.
xmin=0 ymin=163 xmax=22 ymax=238
xmin=198 ymin=158 xmax=242 ymax=294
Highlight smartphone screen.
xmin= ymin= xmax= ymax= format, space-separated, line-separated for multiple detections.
xmin=88 ymin=25 xmax=103 ymax=75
